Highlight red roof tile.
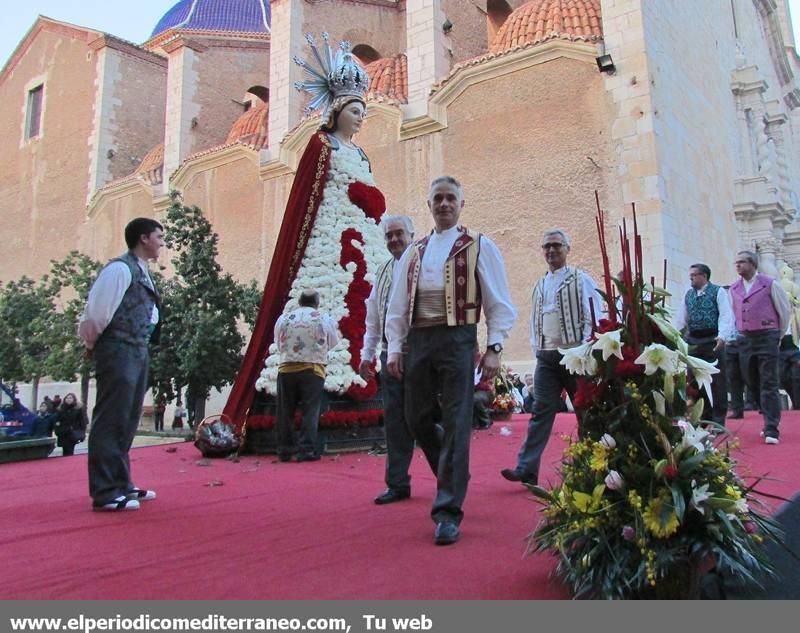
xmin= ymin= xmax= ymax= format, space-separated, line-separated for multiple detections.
xmin=490 ymin=0 xmax=602 ymax=54
xmin=134 ymin=142 xmax=164 ymax=185
xmin=365 ymin=54 xmax=408 ymax=104
xmin=225 ymin=101 xmax=269 ymax=149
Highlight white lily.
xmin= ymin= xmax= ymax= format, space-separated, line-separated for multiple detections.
xmin=677 ymin=419 xmax=709 ymax=453
xmin=683 ymin=354 xmax=721 ymax=406
xmin=592 ymin=329 xmax=624 ymax=361
xmin=634 ymin=343 xmax=680 ymax=375
xmin=690 ymin=481 xmax=711 ymax=514
xmin=558 ymin=342 xmax=596 ymax=376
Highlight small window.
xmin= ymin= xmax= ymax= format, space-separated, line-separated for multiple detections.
xmin=26 ymin=84 xmax=44 ymax=140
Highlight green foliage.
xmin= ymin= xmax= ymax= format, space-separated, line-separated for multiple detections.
xmin=150 ymin=191 xmax=258 ymax=412
xmin=38 ymin=252 xmax=103 ymax=383
xmin=0 ymin=276 xmax=54 ymax=384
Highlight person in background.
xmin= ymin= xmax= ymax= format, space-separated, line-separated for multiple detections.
xmin=729 ymin=250 xmax=792 ymax=444
xmin=53 ymin=393 xmax=88 ymax=456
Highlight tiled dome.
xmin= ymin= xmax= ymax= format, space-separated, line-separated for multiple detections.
xmin=490 ymin=0 xmax=602 ymax=54
xmin=225 ymin=102 xmax=269 ymax=150
xmin=364 ymin=54 xmax=408 ymax=103
xmin=151 ymin=0 xmax=271 ymax=38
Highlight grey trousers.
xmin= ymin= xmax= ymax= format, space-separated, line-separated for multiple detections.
xmin=515 ymin=350 xmax=577 ymax=482
xmin=88 ymin=341 xmax=149 ymax=505
xmin=275 ymin=370 xmax=324 ymax=456
xmin=380 ymin=351 xmax=416 ymax=493
xmin=739 ymin=330 xmax=782 ymax=439
xmin=405 ymin=324 xmax=476 ymax=525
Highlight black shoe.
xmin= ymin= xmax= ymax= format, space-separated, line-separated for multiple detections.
xmin=500 ymin=468 xmax=537 ymax=485
xmin=434 ymin=521 xmax=460 ymax=546
xmin=296 ymin=453 xmax=321 ymax=462
xmin=374 ymin=488 xmax=411 ymax=505
xmin=277 ymin=452 xmax=292 ymax=463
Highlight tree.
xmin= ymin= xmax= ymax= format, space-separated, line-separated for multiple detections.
xmin=153 ymin=191 xmax=256 ymax=421
xmin=0 ymin=276 xmax=55 ymax=408
xmin=38 ymin=252 xmax=103 ymax=406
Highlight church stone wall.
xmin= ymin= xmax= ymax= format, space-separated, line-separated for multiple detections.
xmin=431 ymin=57 xmax=615 ymax=363
xmin=106 ymin=51 xmax=167 ymax=182
xmin=189 ymin=44 xmax=271 ymax=156
xmin=82 ymin=186 xmax=155 ymax=263
xmin=0 ymin=28 xmax=96 ymax=282
xmin=179 ymin=154 xmax=265 ymax=284
xmin=301 ymin=0 xmax=406 ymax=59
xmin=639 ymin=0 xmax=797 ymax=297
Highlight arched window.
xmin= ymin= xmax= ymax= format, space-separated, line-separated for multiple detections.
xmin=243 ymin=85 xmax=270 ymax=111
xmin=352 ymin=44 xmax=381 ymax=64
xmin=487 ymin=0 xmax=513 ymax=42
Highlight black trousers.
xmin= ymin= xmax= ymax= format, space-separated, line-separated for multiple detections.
xmin=687 ymin=338 xmax=728 ymax=425
xmin=404 ymin=324 xmax=476 ymax=525
xmin=275 ymin=370 xmax=324 ymax=456
xmin=88 ymin=341 xmax=149 ymax=505
xmin=379 ymin=350 xmax=417 ymax=492
xmin=515 ymin=350 xmax=577 ymax=482
xmin=739 ymin=330 xmax=782 ymax=439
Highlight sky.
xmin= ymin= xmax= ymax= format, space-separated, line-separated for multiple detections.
xmin=1 ymin=0 xmax=800 ymax=70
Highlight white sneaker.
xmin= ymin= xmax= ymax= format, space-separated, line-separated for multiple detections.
xmin=93 ymin=496 xmax=140 ymax=512
xmin=764 ymin=436 xmax=780 ymax=445
xmin=126 ymin=489 xmax=157 ymax=501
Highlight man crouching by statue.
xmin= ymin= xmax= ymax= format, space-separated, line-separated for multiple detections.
xmin=385 ymin=175 xmax=517 ymax=546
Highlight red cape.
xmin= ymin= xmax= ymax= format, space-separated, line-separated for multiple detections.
xmin=223 ymin=132 xmax=333 ymax=428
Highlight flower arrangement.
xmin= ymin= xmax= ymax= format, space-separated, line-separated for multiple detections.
xmin=492 ymin=393 xmax=516 ymax=414
xmin=529 ymin=196 xmax=779 ymax=599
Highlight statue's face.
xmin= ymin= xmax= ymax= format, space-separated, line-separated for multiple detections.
xmin=335 ymin=100 xmax=366 ymax=138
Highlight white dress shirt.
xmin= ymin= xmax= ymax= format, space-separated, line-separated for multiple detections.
xmin=79 ymin=258 xmax=159 ymax=350
xmin=360 ymin=259 xmax=395 ymax=363
xmin=528 ymin=266 xmax=601 ymax=354
xmin=385 ymin=226 xmax=517 ymax=355
xmin=672 ymin=283 xmax=735 ymax=341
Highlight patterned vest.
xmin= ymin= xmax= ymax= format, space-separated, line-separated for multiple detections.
xmin=405 ymin=226 xmax=482 ymax=327
xmin=276 ymin=307 xmax=331 ymax=364
xmin=96 ymin=252 xmax=158 ymax=348
xmin=375 ymin=257 xmax=395 ymax=342
xmin=531 ymin=267 xmax=585 ymax=349
xmin=685 ymin=283 xmax=720 ymax=333
xmin=730 ymin=274 xmax=780 ymax=332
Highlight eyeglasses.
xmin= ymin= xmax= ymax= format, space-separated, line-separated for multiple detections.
xmin=541 ymin=242 xmax=566 ymax=250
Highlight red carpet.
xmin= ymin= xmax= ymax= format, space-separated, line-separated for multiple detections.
xmin=1 ymin=411 xmax=797 ymax=600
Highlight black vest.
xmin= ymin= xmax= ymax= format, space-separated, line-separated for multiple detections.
xmin=96 ymin=252 xmax=159 ymax=348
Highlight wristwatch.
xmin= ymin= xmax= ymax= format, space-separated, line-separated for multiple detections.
xmin=486 ymin=343 xmax=503 ymax=354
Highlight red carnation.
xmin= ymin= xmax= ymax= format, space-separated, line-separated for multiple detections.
xmin=664 ymin=464 xmax=678 ymax=480
xmin=614 ymin=345 xmax=644 ymax=378
xmin=596 ymin=318 xmax=618 ymax=334
xmin=572 ymin=378 xmax=605 ymax=412
xmin=348 ymin=182 xmax=386 ymax=222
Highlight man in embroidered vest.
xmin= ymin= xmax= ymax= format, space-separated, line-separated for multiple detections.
xmin=729 ymin=251 xmax=792 ymax=444
xmin=79 ymin=218 xmax=163 ymax=512
xmin=274 ymin=289 xmax=339 ymax=461
xmin=672 ymin=263 xmax=734 ymax=426
xmin=501 ymin=229 xmax=600 ymax=487
xmin=385 ymin=176 xmax=517 ymax=546
xmin=360 ymin=214 xmax=433 ymax=505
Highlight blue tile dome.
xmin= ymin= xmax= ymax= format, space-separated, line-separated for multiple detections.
xmin=151 ymin=0 xmax=271 ymax=38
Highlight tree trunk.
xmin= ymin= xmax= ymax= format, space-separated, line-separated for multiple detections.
xmin=193 ymin=394 xmax=206 ymax=425
xmin=80 ymin=370 xmax=91 ymax=415
xmin=30 ymin=376 xmax=40 ymax=411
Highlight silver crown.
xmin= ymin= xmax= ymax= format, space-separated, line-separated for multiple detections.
xmin=294 ymin=33 xmax=370 ymax=117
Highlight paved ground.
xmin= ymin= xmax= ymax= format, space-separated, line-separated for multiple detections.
xmin=49 ymin=430 xmax=190 ymax=457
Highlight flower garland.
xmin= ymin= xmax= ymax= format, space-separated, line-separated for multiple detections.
xmin=245 ymin=409 xmax=384 ymax=430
